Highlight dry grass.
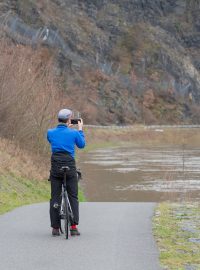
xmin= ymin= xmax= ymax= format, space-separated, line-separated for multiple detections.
xmin=0 ymin=137 xmax=48 ymax=180
xmin=84 ymin=126 xmax=200 ymax=149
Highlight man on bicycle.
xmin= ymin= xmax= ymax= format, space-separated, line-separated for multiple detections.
xmin=47 ymin=109 xmax=86 ymax=236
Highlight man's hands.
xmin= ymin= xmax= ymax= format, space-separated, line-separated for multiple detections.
xmin=78 ymin=118 xmax=83 ymax=131
xmin=68 ymin=118 xmax=83 ymax=130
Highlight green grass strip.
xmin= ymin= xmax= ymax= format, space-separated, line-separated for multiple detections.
xmin=153 ymin=203 xmax=200 ymax=270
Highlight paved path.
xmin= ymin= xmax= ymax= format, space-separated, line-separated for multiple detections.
xmin=0 ymin=202 xmax=162 ymax=270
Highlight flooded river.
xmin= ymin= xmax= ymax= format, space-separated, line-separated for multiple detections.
xmin=79 ymin=146 xmax=200 ymax=202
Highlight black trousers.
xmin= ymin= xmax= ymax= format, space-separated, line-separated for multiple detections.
xmin=49 ymin=152 xmax=79 ymax=228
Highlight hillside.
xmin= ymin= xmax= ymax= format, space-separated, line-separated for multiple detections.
xmin=0 ymin=0 xmax=200 ymax=124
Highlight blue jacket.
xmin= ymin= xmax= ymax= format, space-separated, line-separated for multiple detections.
xmin=47 ymin=124 xmax=85 ymax=158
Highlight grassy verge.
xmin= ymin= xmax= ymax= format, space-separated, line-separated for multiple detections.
xmin=153 ymin=203 xmax=200 ymax=270
xmin=0 ymin=173 xmax=50 ymax=214
xmin=0 ymin=173 xmax=86 ymax=215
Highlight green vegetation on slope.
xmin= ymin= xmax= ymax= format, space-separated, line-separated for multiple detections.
xmin=0 ymin=173 xmax=50 ymax=214
xmin=0 ymin=173 xmax=86 ymax=215
xmin=0 ymin=136 xmax=86 ymax=215
xmin=153 ymin=203 xmax=200 ymax=270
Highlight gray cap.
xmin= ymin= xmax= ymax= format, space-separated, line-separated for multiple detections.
xmin=57 ymin=109 xmax=72 ymax=120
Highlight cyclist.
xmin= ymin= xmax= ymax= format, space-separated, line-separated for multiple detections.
xmin=47 ymin=109 xmax=86 ymax=236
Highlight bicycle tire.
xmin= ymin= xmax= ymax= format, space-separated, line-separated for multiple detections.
xmin=64 ymin=191 xmax=69 ymax=239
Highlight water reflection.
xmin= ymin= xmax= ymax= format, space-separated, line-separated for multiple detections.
xmin=80 ymin=146 xmax=200 ymax=202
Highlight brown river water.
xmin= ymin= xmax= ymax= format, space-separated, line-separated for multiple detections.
xmin=79 ymin=146 xmax=200 ymax=202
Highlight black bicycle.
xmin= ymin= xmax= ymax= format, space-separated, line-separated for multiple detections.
xmin=54 ymin=166 xmax=82 ymax=239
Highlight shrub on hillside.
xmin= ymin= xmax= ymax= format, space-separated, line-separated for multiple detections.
xmin=0 ymin=40 xmax=67 ymax=154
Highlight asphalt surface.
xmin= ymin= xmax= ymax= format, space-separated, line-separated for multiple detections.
xmin=0 ymin=202 xmax=162 ymax=270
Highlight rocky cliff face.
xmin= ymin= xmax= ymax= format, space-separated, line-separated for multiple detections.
xmin=1 ymin=0 xmax=200 ymax=124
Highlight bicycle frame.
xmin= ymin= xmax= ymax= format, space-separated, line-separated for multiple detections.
xmin=63 ymin=169 xmax=74 ymax=220
xmin=59 ymin=167 xmax=74 ymax=239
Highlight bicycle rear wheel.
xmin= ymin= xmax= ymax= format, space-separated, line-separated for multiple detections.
xmin=63 ymin=191 xmax=69 ymax=239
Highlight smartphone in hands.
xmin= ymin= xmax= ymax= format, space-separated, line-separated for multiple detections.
xmin=71 ymin=119 xmax=81 ymax=125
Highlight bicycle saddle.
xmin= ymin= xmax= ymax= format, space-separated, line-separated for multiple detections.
xmin=60 ymin=166 xmax=70 ymax=171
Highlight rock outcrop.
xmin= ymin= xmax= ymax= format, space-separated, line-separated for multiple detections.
xmin=1 ymin=0 xmax=200 ymax=124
